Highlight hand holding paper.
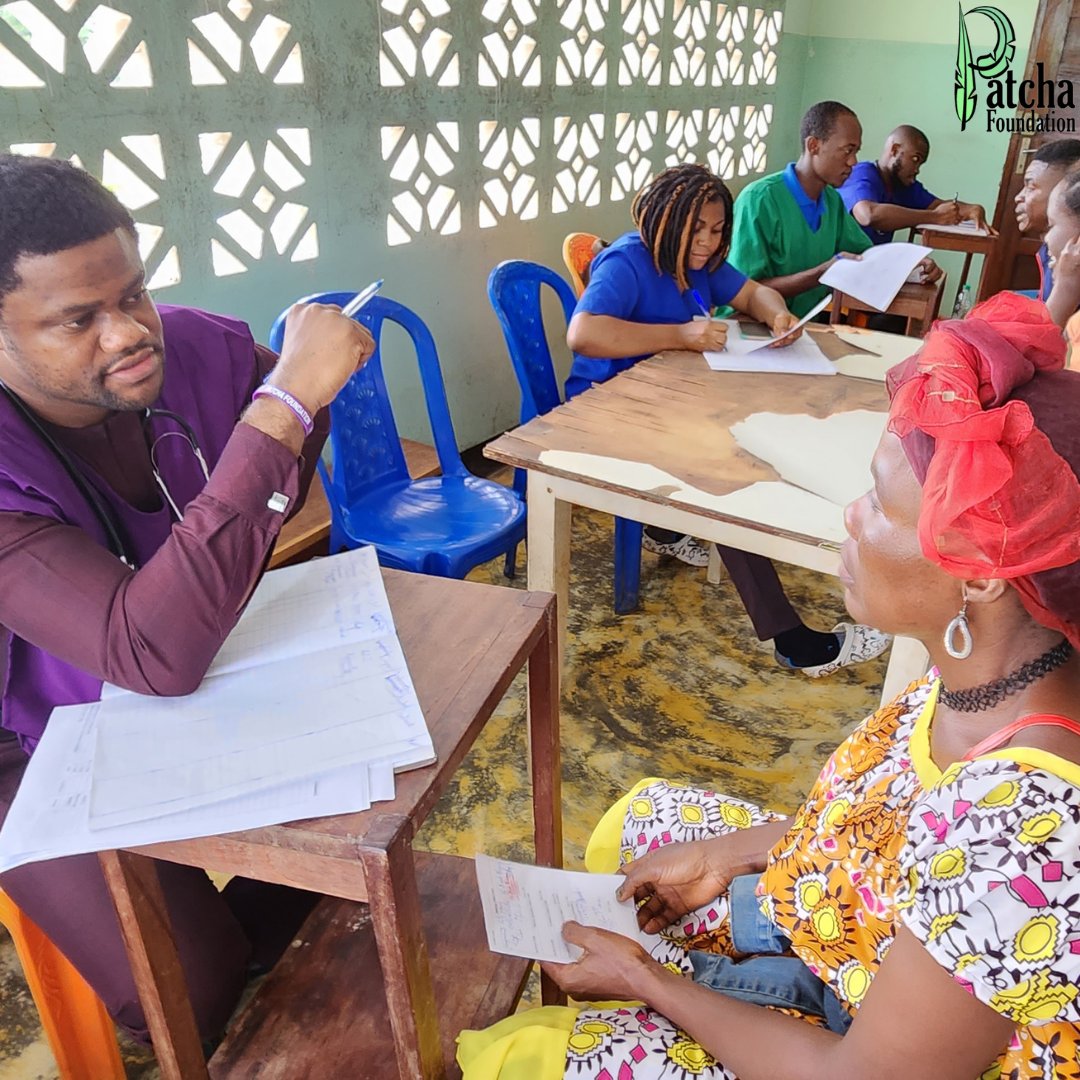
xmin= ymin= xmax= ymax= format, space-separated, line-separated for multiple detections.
xmin=820 ymin=242 xmax=926 ymax=312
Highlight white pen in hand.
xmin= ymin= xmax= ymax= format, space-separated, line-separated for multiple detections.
xmin=341 ymin=278 xmax=384 ymax=318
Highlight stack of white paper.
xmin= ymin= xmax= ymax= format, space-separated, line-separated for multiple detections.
xmin=0 ymin=547 xmax=434 ymax=873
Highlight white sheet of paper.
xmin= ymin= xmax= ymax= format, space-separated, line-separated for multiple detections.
xmin=722 ymin=293 xmax=832 ymax=354
xmin=832 ymin=331 xmax=920 ymax=381
xmin=819 ymin=242 xmax=926 ymax=312
xmin=705 ymin=326 xmax=834 ymax=375
xmin=0 ymin=703 xmax=375 ymax=874
xmin=94 ymin=550 xmax=431 ymax=826
xmin=475 ymin=855 xmax=646 ymax=963
xmin=730 ymin=409 xmax=887 ymax=507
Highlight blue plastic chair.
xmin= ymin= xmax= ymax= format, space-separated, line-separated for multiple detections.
xmin=269 ymin=292 xmax=525 ymax=578
xmin=486 ymin=260 xmax=644 ymax=613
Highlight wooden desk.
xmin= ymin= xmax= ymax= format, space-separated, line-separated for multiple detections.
xmin=915 ymin=224 xmax=997 ymax=312
xmin=269 ymin=439 xmax=440 ymax=568
xmin=99 ymin=570 xmax=561 ymax=1080
xmin=829 ymin=277 xmax=946 ymax=337
xmin=485 ymin=340 xmax=929 ymax=705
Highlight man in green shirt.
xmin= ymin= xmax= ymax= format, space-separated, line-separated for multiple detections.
xmin=729 ymin=101 xmax=940 ymax=318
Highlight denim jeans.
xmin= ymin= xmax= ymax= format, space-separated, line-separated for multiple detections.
xmin=688 ymin=874 xmax=852 ymax=1034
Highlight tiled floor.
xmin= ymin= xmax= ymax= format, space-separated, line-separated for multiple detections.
xmin=0 ymin=506 xmax=885 ymax=1078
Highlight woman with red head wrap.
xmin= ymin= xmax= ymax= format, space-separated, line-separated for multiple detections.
xmin=459 ymin=294 xmax=1080 ymax=1080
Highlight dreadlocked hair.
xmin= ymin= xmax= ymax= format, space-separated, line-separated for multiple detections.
xmin=631 ymin=164 xmax=733 ymax=292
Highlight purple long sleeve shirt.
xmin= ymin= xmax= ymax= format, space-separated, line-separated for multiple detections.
xmin=0 ymin=306 xmax=328 ymax=752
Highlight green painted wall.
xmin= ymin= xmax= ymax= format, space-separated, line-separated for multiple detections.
xmin=772 ymin=0 xmax=1040 ymax=293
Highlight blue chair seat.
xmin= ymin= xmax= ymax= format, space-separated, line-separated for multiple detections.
xmin=336 ymin=474 xmax=524 ymax=576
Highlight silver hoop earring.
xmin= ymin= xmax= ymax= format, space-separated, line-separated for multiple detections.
xmin=944 ymin=600 xmax=973 ymax=660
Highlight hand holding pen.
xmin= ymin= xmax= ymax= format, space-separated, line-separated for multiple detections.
xmin=682 ymin=290 xmax=728 ymax=352
xmin=274 ymin=281 xmax=381 ymax=416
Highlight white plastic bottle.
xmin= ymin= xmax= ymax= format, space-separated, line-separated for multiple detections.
xmin=952 ymin=283 xmax=973 ymax=319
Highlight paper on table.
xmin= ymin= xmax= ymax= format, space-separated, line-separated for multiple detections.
xmin=475 ymin=855 xmax=646 ymax=963
xmin=0 ymin=703 xmax=376 ymax=874
xmin=730 ymin=409 xmax=888 ymax=507
xmin=917 ymin=222 xmax=988 ymax=237
xmin=90 ymin=547 xmax=434 ymax=827
xmin=820 ymin=242 xmax=926 ymax=312
xmin=832 ymin=331 xmax=920 ymax=381
xmin=705 ymin=327 xmax=835 ymax=375
xmin=724 ymin=293 xmax=832 ymax=354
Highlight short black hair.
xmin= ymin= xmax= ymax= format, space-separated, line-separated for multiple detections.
xmin=1033 ymin=139 xmax=1080 ymax=169
xmin=631 ymin=163 xmax=734 ymax=292
xmin=0 ymin=154 xmax=135 ymax=305
xmin=800 ymin=101 xmax=858 ymax=145
xmin=890 ymin=124 xmax=930 ymax=154
xmin=1056 ymin=169 xmax=1080 ymax=220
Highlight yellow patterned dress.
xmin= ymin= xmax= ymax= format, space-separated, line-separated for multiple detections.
xmin=457 ymin=679 xmax=1080 ymax=1079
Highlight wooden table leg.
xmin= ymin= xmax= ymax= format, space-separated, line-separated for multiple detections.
xmin=880 ymin=634 xmax=930 ymax=705
xmin=358 ymin=815 xmax=443 ymax=1079
xmin=99 ymin=850 xmax=209 ymax=1080
xmin=526 ymin=473 xmax=571 ymax=671
xmin=524 ymin=595 xmax=567 ymax=1007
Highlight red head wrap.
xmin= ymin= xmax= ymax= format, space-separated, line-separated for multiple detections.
xmin=886 ymin=293 xmax=1080 ymax=647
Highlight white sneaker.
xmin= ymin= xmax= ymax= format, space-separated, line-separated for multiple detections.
xmin=641 ymin=533 xmax=711 ymax=567
xmin=776 ymin=622 xmax=892 ymax=678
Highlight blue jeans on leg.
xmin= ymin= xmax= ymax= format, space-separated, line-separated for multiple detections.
xmin=688 ymin=874 xmax=852 ymax=1034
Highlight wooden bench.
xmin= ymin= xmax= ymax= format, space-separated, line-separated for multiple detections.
xmin=269 ymin=439 xmax=440 ymax=568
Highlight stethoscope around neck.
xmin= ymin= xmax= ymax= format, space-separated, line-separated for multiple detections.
xmin=0 ymin=381 xmax=209 ymax=569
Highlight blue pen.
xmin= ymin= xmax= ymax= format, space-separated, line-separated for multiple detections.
xmin=341 ymin=278 xmax=383 ymax=318
xmin=690 ymin=289 xmax=711 ymax=317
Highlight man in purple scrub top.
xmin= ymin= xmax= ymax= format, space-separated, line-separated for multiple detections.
xmin=0 ymin=154 xmax=374 ymax=1047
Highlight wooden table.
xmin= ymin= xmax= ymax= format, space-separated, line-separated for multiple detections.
xmin=485 ymin=341 xmax=928 ymax=705
xmin=829 ymin=277 xmax=946 ymax=337
xmin=99 ymin=570 xmax=561 ymax=1080
xmin=915 ymin=224 xmax=997 ymax=312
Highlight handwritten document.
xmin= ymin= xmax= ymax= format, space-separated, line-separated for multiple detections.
xmin=475 ymin=855 xmax=647 ymax=964
xmin=0 ymin=547 xmax=432 ymax=870
xmin=89 ymin=546 xmax=433 ymax=827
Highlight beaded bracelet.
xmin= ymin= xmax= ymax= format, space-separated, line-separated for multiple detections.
xmin=251 ymin=384 xmax=314 ymax=436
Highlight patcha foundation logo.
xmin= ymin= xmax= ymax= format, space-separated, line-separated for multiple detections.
xmin=954 ymin=3 xmax=1075 ymax=134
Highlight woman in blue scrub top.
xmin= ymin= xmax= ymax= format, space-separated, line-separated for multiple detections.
xmin=566 ymin=163 xmax=801 ymax=399
xmin=563 ymin=164 xmax=890 ymax=675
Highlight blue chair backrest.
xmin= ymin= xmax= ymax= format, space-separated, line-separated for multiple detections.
xmin=487 ymin=261 xmax=577 ymax=423
xmin=268 ymin=292 xmax=466 ymax=505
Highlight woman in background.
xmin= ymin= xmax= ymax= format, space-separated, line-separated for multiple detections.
xmin=566 ymin=163 xmax=887 ymax=677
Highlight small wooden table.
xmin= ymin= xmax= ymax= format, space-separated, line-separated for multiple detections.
xmin=915 ymin=224 xmax=997 ymax=312
xmin=829 ymin=277 xmax=946 ymax=337
xmin=486 ymin=341 xmax=929 ymax=705
xmin=99 ymin=570 xmax=561 ymax=1079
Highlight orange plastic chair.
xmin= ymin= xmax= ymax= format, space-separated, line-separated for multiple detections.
xmin=561 ymin=231 xmax=602 ymax=297
xmin=0 ymin=887 xmax=124 ymax=1079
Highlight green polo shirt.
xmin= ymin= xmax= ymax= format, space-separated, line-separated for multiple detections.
xmin=729 ymin=169 xmax=872 ymax=318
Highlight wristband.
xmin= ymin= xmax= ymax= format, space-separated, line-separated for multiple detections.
xmin=251 ymin=384 xmax=314 ymax=436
